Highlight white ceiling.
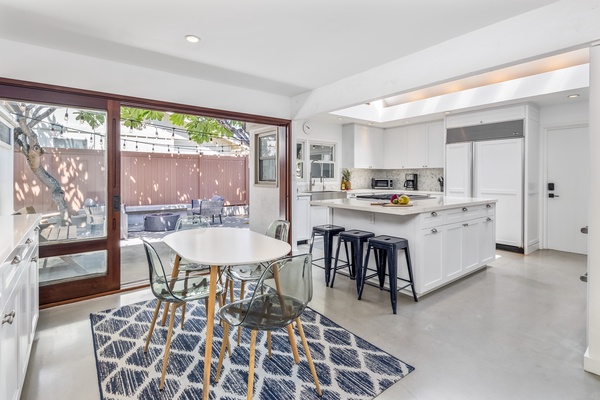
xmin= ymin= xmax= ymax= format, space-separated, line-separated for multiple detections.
xmin=0 ymin=0 xmax=563 ymax=98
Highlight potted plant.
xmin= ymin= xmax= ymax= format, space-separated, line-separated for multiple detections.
xmin=341 ymin=168 xmax=352 ymax=190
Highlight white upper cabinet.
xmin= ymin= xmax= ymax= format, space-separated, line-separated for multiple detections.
xmin=342 ymin=124 xmax=384 ymax=169
xmin=446 ymin=105 xmax=526 ymax=128
xmin=383 ymin=120 xmax=444 ymax=169
xmin=383 ymin=126 xmax=407 ymax=169
xmin=426 ymin=120 xmax=445 ymax=168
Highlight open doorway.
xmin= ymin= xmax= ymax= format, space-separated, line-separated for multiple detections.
xmin=117 ymin=106 xmax=278 ymax=286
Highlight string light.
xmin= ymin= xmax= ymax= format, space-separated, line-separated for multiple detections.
xmin=64 ymin=109 xmax=69 ymax=121
xmin=172 ymin=128 xmax=175 ymax=138
xmin=177 ymin=147 xmax=180 ymax=154
xmin=135 ymin=141 xmax=138 ymax=151
xmin=51 ymin=124 xmax=55 ymax=133
xmin=123 ymin=139 xmax=126 ymax=149
xmin=155 ymin=127 xmax=158 ymax=136
xmin=167 ymin=145 xmax=170 ymax=153
xmin=152 ymin=144 xmax=154 ymax=152
xmin=129 ymin=126 xmax=133 ymax=133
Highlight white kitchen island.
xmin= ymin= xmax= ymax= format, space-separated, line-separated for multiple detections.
xmin=310 ymin=196 xmax=497 ymax=297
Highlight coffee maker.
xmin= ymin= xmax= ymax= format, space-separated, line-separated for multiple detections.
xmin=404 ymin=173 xmax=418 ymax=191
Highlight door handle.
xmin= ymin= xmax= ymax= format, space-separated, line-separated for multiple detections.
xmin=548 ymin=193 xmax=560 ymax=198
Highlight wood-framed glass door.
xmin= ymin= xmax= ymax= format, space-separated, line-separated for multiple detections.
xmin=1 ymin=83 xmax=121 ymax=305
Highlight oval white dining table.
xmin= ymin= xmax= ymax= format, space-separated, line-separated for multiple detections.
xmin=163 ymin=227 xmax=291 ymax=400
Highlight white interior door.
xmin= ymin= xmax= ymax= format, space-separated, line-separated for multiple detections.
xmin=547 ymin=126 xmax=589 ymax=254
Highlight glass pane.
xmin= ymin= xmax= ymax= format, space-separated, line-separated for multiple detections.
xmin=296 ymin=142 xmax=304 ymax=160
xmin=7 ymin=101 xmax=108 ymax=244
xmin=309 ymin=144 xmax=335 ymax=179
xmin=259 ymin=134 xmax=276 ymax=157
xmin=259 ymin=159 xmax=276 ymax=181
xmin=296 ymin=161 xmax=304 ymax=179
xmin=39 ymin=250 xmax=107 ymax=286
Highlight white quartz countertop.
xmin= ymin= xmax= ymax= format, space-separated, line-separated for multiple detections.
xmin=310 ymin=196 xmax=497 ymax=216
xmin=0 ymin=214 xmax=41 ymax=263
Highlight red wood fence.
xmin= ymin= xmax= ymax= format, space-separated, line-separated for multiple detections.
xmin=13 ymin=148 xmax=248 ymax=214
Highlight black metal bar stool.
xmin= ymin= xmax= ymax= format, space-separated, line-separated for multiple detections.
xmin=309 ymin=224 xmax=345 ymax=286
xmin=331 ymin=229 xmax=375 ymax=291
xmin=359 ymin=235 xmax=418 ymax=314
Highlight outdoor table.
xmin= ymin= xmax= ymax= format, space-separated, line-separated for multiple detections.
xmin=163 ymin=227 xmax=291 ymax=400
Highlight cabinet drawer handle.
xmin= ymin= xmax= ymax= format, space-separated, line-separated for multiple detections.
xmin=486 ymin=204 xmax=492 ymax=208
xmin=431 ymin=211 xmax=438 ymax=216
xmin=463 ymin=223 xmax=469 ymax=227
xmin=11 ymin=255 xmax=22 ymax=264
xmin=486 ymin=217 xmax=492 ymax=222
xmin=2 ymin=311 xmax=15 ymax=325
xmin=462 ymin=207 xmax=468 ymax=211
xmin=431 ymin=228 xmax=438 ymax=233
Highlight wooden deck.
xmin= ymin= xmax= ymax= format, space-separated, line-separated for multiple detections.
xmin=40 ymin=225 xmax=78 ymax=242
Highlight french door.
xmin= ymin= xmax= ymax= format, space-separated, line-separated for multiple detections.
xmin=1 ymin=83 xmax=121 ymax=305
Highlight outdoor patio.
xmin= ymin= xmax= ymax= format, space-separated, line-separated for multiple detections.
xmin=120 ymin=214 xmax=249 ymax=285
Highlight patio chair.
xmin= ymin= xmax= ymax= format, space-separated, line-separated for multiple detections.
xmin=198 ymin=196 xmax=225 ymax=224
xmin=141 ymin=238 xmax=224 ymax=390
xmin=215 ymin=254 xmax=321 ymax=399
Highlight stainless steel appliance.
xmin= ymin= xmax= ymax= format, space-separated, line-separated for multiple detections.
xmin=404 ymin=174 xmax=418 ymax=190
xmin=371 ymin=178 xmax=393 ymax=189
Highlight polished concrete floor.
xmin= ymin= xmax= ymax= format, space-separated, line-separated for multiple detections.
xmin=22 ymin=247 xmax=600 ymax=400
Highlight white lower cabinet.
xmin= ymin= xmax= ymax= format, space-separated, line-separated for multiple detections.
xmin=0 ymin=216 xmax=40 ymax=400
xmin=419 ymin=205 xmax=495 ymax=294
xmin=295 ymin=195 xmax=311 ymax=242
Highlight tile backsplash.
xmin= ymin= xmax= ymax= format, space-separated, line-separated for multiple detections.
xmin=349 ymin=168 xmax=444 ymax=192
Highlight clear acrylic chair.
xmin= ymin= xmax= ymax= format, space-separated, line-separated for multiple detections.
xmin=160 ymin=215 xmax=213 ymax=326
xmin=169 ymin=215 xmax=212 ymax=275
xmin=224 ymin=219 xmax=290 ymax=344
xmin=215 ymin=254 xmax=321 ymax=399
xmin=141 ymin=239 xmax=224 ymax=390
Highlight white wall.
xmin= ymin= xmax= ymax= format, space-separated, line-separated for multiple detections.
xmin=248 ymin=126 xmax=281 ymax=235
xmin=539 ymin=102 xmax=589 ymax=127
xmin=0 ymin=38 xmax=291 ymax=120
xmin=295 ymin=120 xmax=344 ymax=193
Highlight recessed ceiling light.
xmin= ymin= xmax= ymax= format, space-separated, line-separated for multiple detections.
xmin=568 ymin=94 xmax=580 ymax=98
xmin=185 ymin=35 xmax=201 ymax=43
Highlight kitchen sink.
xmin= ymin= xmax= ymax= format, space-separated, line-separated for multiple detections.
xmin=307 ymin=191 xmax=347 ymax=201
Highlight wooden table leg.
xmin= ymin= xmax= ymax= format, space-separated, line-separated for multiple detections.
xmin=203 ymin=264 xmax=218 ymax=400
xmin=161 ymin=254 xmax=182 ymax=326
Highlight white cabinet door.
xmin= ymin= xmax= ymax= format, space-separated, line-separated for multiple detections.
xmin=0 ymin=286 xmax=20 ymax=400
xmin=420 ymin=227 xmax=444 ymax=292
xmin=427 ymin=121 xmax=445 ymax=168
xmin=445 ymin=142 xmax=472 ymax=197
xmin=405 ymin=124 xmax=428 ymax=168
xmin=462 ymin=219 xmax=481 ymax=272
xmin=479 ymin=216 xmax=496 ymax=265
xmin=383 ymin=127 xmax=407 ymax=169
xmin=295 ymin=196 xmax=311 ymax=242
xmin=354 ymin=125 xmax=384 ymax=169
xmin=444 ymin=223 xmax=463 ymax=280
xmin=474 ymin=138 xmax=523 ymax=247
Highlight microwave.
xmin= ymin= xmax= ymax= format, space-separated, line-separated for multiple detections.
xmin=372 ymin=178 xmax=393 ymax=189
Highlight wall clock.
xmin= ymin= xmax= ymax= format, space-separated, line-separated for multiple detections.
xmin=302 ymin=121 xmax=312 ymax=134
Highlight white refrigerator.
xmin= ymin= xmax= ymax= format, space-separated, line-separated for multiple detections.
xmin=446 ymin=138 xmax=524 ymax=249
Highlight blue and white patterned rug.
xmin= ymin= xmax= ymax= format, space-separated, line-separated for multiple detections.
xmin=90 ymin=299 xmax=414 ymax=399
